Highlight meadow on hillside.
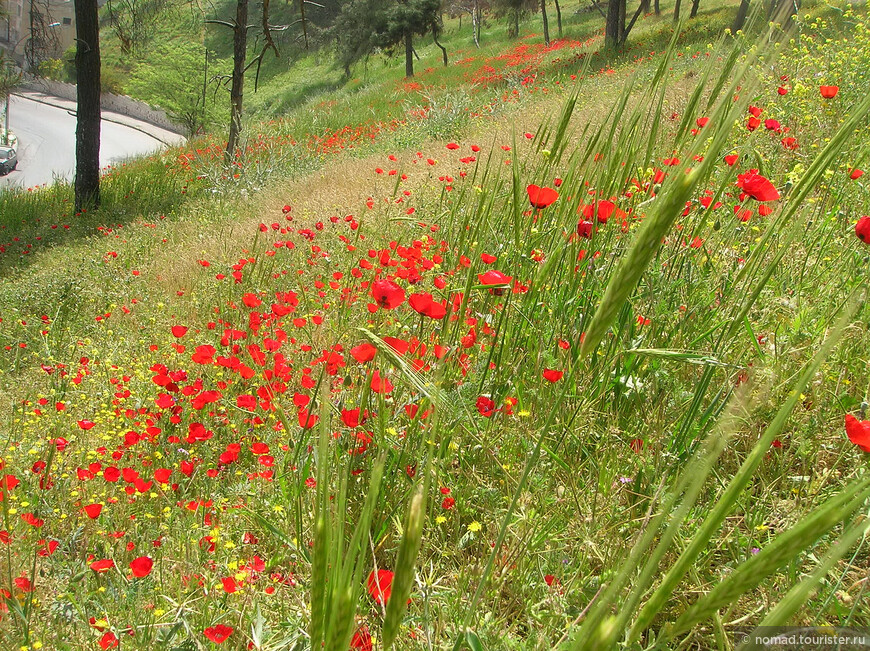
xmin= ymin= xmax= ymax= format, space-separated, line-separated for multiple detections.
xmin=1 ymin=3 xmax=870 ymax=650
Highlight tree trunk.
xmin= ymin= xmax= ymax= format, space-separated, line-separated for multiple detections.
xmin=299 ymin=0 xmax=308 ymax=49
xmin=769 ymin=0 xmax=799 ymax=27
xmin=622 ymin=0 xmax=647 ymax=44
xmin=225 ymin=0 xmax=248 ymax=166
xmin=732 ymin=0 xmax=750 ymax=31
xmin=433 ymin=26 xmax=448 ymax=66
xmin=554 ymin=0 xmax=563 ymax=37
xmin=541 ymin=0 xmax=550 ymax=46
xmin=472 ymin=0 xmax=481 ymax=47
xmin=605 ymin=0 xmax=624 ymax=48
xmin=404 ymin=31 xmax=413 ymax=77
xmin=673 ymin=0 xmax=682 ymax=21
xmin=74 ymin=0 xmax=101 ymax=212
xmin=640 ymin=0 xmax=650 ymax=12
xmin=654 ymin=0 xmax=660 ymax=14
xmin=690 ymin=0 xmax=700 ymax=17
xmin=512 ymin=9 xmax=519 ymax=38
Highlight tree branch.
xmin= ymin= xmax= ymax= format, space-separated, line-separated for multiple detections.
xmin=621 ymin=0 xmax=646 ymax=44
xmin=589 ymin=0 xmax=608 ymax=20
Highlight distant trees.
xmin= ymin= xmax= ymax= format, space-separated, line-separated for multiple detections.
xmin=333 ymin=0 xmax=441 ymax=78
xmin=378 ymin=0 xmax=442 ymax=77
xmin=334 ymin=0 xmax=381 ymax=78
xmin=492 ymin=0 xmax=534 ymax=38
xmin=128 ymin=41 xmax=213 ymax=137
xmin=74 ymin=0 xmax=101 ymax=211
xmin=206 ymin=0 xmax=285 ymax=164
xmin=105 ymin=0 xmax=169 ymax=55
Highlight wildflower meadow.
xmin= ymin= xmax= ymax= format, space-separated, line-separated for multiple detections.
xmin=1 ymin=2 xmax=870 ymax=650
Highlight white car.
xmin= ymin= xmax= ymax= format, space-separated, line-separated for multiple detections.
xmin=0 ymin=146 xmax=17 ymax=175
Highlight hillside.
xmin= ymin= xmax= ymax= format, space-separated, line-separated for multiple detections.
xmin=1 ymin=2 xmax=870 ymax=649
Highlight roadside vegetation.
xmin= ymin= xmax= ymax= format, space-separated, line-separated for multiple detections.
xmin=1 ymin=1 xmax=870 ymax=649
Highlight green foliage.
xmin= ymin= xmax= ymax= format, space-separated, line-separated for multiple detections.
xmin=127 ymin=40 xmax=221 ymax=136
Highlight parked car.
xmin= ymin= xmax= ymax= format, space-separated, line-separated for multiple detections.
xmin=0 ymin=146 xmax=17 ymax=175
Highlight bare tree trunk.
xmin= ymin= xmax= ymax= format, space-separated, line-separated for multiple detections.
xmin=541 ymin=0 xmax=550 ymax=45
xmin=225 ymin=0 xmax=248 ymax=166
xmin=299 ymin=0 xmax=308 ymax=49
xmin=673 ymin=0 xmax=682 ymax=20
xmin=654 ymin=0 xmax=660 ymax=14
xmin=404 ymin=31 xmax=413 ymax=77
xmin=433 ymin=23 xmax=447 ymax=65
xmin=621 ymin=0 xmax=646 ymax=43
xmin=690 ymin=0 xmax=700 ymax=17
xmin=605 ymin=0 xmax=624 ymax=48
xmin=732 ymin=0 xmax=750 ymax=31
xmin=640 ymin=0 xmax=650 ymax=12
xmin=472 ymin=0 xmax=481 ymax=46
xmin=74 ymin=0 xmax=101 ymax=212
xmin=554 ymin=0 xmax=562 ymax=37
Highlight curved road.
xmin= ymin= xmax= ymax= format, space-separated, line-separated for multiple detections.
xmin=1 ymin=94 xmax=185 ymax=190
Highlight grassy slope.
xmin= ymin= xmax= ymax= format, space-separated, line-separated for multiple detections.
xmin=2 ymin=2 xmax=870 ymax=649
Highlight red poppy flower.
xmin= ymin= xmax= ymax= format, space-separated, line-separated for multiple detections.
xmin=480 ymin=253 xmax=497 ymax=264
xmin=850 ymin=168 xmax=864 ymax=180
xmin=98 ymin=631 xmax=119 ymax=650
xmin=90 ymin=559 xmax=115 ymax=573
xmin=737 ymin=170 xmax=780 ymax=202
xmin=203 ymin=624 xmax=234 ymax=644
xmin=542 ymin=369 xmax=564 ymax=382
xmin=526 ymin=184 xmax=559 ymax=209
xmin=845 ymin=414 xmax=870 ymax=452
xmin=370 ymin=370 xmax=393 ymax=394
xmin=595 ymin=200 xmax=616 ymax=224
xmin=724 ymin=154 xmax=738 ymax=166
xmin=746 ymin=116 xmax=761 ymax=131
xmin=83 ymin=503 xmax=102 ymax=519
xmin=820 ymin=85 xmax=839 ymax=98
xmin=477 ymin=270 xmax=513 ymax=286
xmin=351 ymin=626 xmax=373 ymax=651
xmin=367 ymin=569 xmax=394 ymax=605
xmin=129 ymin=556 xmax=153 ymax=578
xmin=476 ymin=396 xmax=496 ymax=417
xmin=446 ymin=142 xmax=460 ymax=150
xmin=170 ymin=325 xmax=188 ymax=338
xmin=576 ymin=220 xmax=593 ymax=239
xmin=77 ymin=420 xmax=96 ymax=430
xmin=409 ymin=293 xmax=446 ymax=319
xmin=350 ymin=342 xmax=377 ymax=363
xmin=855 ymin=216 xmax=870 ymax=243
xmin=371 ymin=279 xmax=405 ymax=309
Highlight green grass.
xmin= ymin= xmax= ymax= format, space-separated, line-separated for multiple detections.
xmin=1 ymin=2 xmax=870 ymax=650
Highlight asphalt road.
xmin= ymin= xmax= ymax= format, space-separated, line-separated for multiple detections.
xmin=1 ymin=94 xmax=182 ymax=190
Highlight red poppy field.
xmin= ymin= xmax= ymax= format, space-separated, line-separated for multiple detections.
xmin=1 ymin=6 xmax=870 ymax=651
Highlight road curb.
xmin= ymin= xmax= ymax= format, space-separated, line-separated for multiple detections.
xmin=11 ymin=91 xmax=185 ymax=147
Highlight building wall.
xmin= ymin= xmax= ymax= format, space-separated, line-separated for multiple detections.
xmin=1 ymin=0 xmax=76 ymax=66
